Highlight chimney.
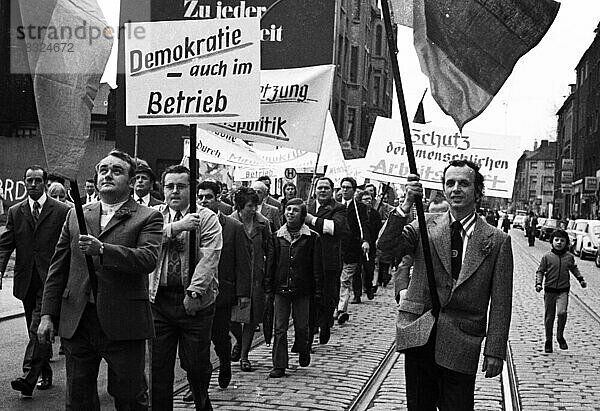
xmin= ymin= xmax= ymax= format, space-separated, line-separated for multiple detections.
xmin=533 ymin=140 xmax=538 ymax=150
xmin=540 ymin=140 xmax=549 ymax=148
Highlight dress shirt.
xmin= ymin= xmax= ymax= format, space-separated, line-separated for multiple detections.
xmin=135 ymin=193 xmax=150 ymax=206
xmin=448 ymin=212 xmax=477 ymax=265
xmin=28 ymin=193 xmax=47 ymax=214
xmin=161 ymin=206 xmax=189 ymax=285
xmin=99 ymin=200 xmax=128 ymax=231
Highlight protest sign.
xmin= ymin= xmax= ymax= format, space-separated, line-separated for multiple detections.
xmin=182 ymin=129 xmax=263 ymax=167
xmin=364 ymin=118 xmax=521 ymax=198
xmin=125 ymin=18 xmax=260 ymax=126
xmin=202 ymin=64 xmax=334 ymax=152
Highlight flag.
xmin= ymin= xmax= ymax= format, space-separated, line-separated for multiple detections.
xmin=406 ymin=0 xmax=559 ymax=130
xmin=18 ymin=0 xmax=113 ymax=178
xmin=413 ymin=88 xmax=427 ymax=124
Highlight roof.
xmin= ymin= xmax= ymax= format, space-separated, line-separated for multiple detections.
xmin=528 ymin=141 xmax=557 ymax=161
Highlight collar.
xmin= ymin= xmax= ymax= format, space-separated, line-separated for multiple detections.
xmin=276 ymin=223 xmax=311 ymax=242
xmin=100 ymin=199 xmax=128 ymax=214
xmin=136 ymin=193 xmax=150 ymax=204
xmin=29 ymin=193 xmax=47 ymax=209
xmin=169 ymin=206 xmax=189 ymax=221
xmin=449 ymin=211 xmax=477 ymax=238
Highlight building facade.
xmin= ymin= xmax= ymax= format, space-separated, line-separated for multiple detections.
xmin=512 ymin=140 xmax=556 ymax=217
xmin=556 ymin=24 xmax=600 ymax=219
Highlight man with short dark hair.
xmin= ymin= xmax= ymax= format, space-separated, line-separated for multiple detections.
xmin=0 ymin=165 xmax=70 ymax=398
xmin=38 ymin=150 xmax=163 ymax=409
xmin=148 ymin=166 xmax=222 ymax=410
xmin=81 ymin=178 xmax=99 ymax=204
xmin=257 ymin=175 xmax=282 ymax=213
xmin=305 ymin=177 xmax=348 ymax=343
xmin=133 ymin=159 xmax=162 ymax=207
xmin=378 ymin=159 xmax=513 ymax=410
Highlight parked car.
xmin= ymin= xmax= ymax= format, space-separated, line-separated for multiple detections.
xmin=535 ymin=218 xmax=547 ymax=238
xmin=567 ymin=219 xmax=600 ymax=259
xmin=538 ymin=218 xmax=565 ymax=241
xmin=512 ymin=215 xmax=527 ymax=230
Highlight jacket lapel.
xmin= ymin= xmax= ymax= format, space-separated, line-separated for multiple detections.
xmin=85 ymin=201 xmax=102 ymax=238
xmin=455 ymin=217 xmax=494 ymax=288
xmin=19 ymin=200 xmax=35 ymax=230
xmin=35 ymin=198 xmax=54 ymax=229
xmin=430 ymin=212 xmax=452 ymax=277
xmin=98 ymin=198 xmax=138 ymax=239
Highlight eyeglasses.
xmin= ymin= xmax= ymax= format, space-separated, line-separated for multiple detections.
xmin=197 ymin=194 xmax=215 ymax=200
xmin=164 ymin=183 xmax=189 ymax=191
xmin=340 ymin=185 xmax=354 ymax=190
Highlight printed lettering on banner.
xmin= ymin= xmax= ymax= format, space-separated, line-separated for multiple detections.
xmin=364 ymin=117 xmax=521 ymax=199
xmin=125 ymin=18 xmax=260 ymax=125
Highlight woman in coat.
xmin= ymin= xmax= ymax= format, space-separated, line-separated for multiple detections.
xmin=230 ymin=186 xmax=273 ymax=371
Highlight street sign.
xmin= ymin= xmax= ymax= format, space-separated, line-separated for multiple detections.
xmin=284 ymin=168 xmax=297 ymax=179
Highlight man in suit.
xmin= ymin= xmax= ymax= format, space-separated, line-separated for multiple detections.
xmin=337 ymin=177 xmax=370 ymax=322
xmin=196 ymin=180 xmax=251 ymax=390
xmin=305 ymin=177 xmax=348 ymax=344
xmin=251 ymin=180 xmax=281 ymax=233
xmin=133 ymin=159 xmax=163 ymax=207
xmin=37 ymin=150 xmax=163 ymax=410
xmin=148 ymin=166 xmax=222 ymax=411
xmin=81 ymin=178 xmax=99 ymax=204
xmin=257 ymin=175 xmax=282 ymax=213
xmin=377 ymin=159 xmax=513 ymax=410
xmin=0 ymin=165 xmax=70 ymax=398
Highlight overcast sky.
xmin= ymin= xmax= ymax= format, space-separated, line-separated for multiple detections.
xmin=392 ymin=0 xmax=600 ymax=153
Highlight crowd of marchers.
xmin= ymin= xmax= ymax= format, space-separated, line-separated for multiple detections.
xmin=0 ymin=149 xmax=405 ymax=410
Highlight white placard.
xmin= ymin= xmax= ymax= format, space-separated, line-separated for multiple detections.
xmin=125 ymin=18 xmax=260 ymax=125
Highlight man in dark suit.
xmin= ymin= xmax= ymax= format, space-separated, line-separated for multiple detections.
xmin=337 ymin=177 xmax=370 ymax=321
xmin=258 ymin=175 xmax=282 ymax=213
xmin=37 ymin=150 xmax=163 ymax=409
xmin=148 ymin=166 xmax=222 ymax=411
xmin=133 ymin=159 xmax=163 ymax=207
xmin=196 ymin=180 xmax=251 ymax=390
xmin=251 ymin=180 xmax=281 ymax=233
xmin=80 ymin=178 xmax=99 ymax=204
xmin=305 ymin=177 xmax=348 ymax=344
xmin=378 ymin=160 xmax=513 ymax=410
xmin=0 ymin=165 xmax=70 ymax=398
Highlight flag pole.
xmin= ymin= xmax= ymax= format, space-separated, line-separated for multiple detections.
xmin=188 ymin=124 xmax=197 ymax=270
xmin=380 ymin=0 xmax=438 ymax=313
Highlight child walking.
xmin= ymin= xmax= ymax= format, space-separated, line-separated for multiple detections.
xmin=535 ymin=229 xmax=587 ymax=353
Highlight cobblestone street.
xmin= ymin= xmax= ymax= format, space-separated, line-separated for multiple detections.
xmin=169 ymin=229 xmax=600 ymax=410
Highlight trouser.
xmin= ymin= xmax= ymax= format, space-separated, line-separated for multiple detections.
xmin=151 ymin=288 xmax=215 ymax=411
xmin=338 ymin=262 xmax=359 ymax=313
xmin=272 ymin=294 xmax=310 ymax=369
xmin=378 ymin=262 xmax=391 ymax=286
xmin=527 ymin=232 xmax=536 ymax=246
xmin=353 ymin=254 xmax=375 ymax=297
xmin=63 ymin=304 xmax=148 ymax=410
xmin=230 ymin=322 xmax=256 ymax=361
xmin=404 ymin=328 xmax=476 ymax=411
xmin=211 ymin=306 xmax=232 ymax=362
xmin=544 ymin=290 xmax=569 ymax=340
xmin=22 ymin=274 xmax=52 ymax=387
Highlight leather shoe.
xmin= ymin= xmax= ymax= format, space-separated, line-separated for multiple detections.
xmin=299 ymin=351 xmax=311 ymax=367
xmin=544 ymin=340 xmax=553 ymax=353
xmin=11 ymin=378 xmax=33 ymax=398
xmin=218 ymin=361 xmax=232 ymax=388
xmin=36 ymin=374 xmax=52 ymax=390
xmin=240 ymin=359 xmax=252 ymax=372
xmin=269 ymin=368 xmax=285 ymax=378
xmin=231 ymin=344 xmax=241 ymax=362
xmin=337 ymin=311 xmax=349 ymax=325
xmin=182 ymin=389 xmax=194 ymax=402
xmin=350 ymin=296 xmax=361 ymax=304
xmin=557 ymin=337 xmax=569 ymax=350
xmin=319 ymin=326 xmax=331 ymax=345
xmin=366 ymin=290 xmax=375 ymax=300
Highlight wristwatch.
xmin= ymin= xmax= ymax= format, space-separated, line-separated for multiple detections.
xmin=99 ymin=243 xmax=105 ymax=255
xmin=186 ymin=290 xmax=200 ymax=299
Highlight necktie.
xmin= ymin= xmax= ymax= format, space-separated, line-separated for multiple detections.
xmin=166 ymin=211 xmax=183 ymax=286
xmin=138 ymin=197 xmax=144 ymax=205
xmin=32 ymin=201 xmax=40 ymax=223
xmin=450 ymin=221 xmax=463 ymax=280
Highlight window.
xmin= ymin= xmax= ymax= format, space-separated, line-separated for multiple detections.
xmin=347 ymin=107 xmax=357 ymax=142
xmin=336 ymin=35 xmax=344 ymax=70
xmin=375 ymin=25 xmax=383 ymax=56
xmin=350 ymin=46 xmax=359 ymax=83
xmin=343 ymin=38 xmax=349 ymax=79
xmin=13 ymin=127 xmax=37 ymax=138
xmin=373 ymin=74 xmax=381 ymax=105
xmin=543 ymin=190 xmax=553 ymax=196
xmin=529 ymin=162 xmax=538 ymax=169
xmin=544 ymin=161 xmax=554 ymax=169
